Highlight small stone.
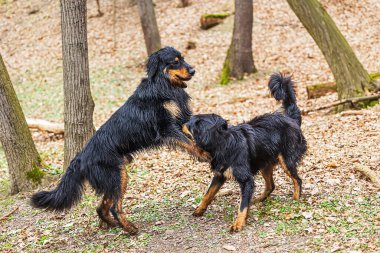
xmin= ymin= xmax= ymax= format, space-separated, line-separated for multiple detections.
xmin=301 ymin=212 xmax=313 ymax=219
xmin=223 ymin=245 xmax=236 ymax=251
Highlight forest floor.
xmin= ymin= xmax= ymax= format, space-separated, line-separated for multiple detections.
xmin=1 ymin=0 xmax=380 ymax=252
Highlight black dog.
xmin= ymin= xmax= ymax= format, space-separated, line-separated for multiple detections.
xmin=183 ymin=73 xmax=307 ymax=232
xmin=31 ymin=47 xmax=209 ymax=235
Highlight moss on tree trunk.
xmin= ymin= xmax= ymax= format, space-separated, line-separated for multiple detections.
xmin=0 ymin=54 xmax=44 ymax=194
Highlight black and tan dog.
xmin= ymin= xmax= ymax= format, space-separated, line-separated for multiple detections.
xmin=183 ymin=73 xmax=307 ymax=232
xmin=31 ymin=47 xmax=209 ymax=235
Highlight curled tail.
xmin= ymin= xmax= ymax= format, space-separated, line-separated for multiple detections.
xmin=268 ymin=73 xmax=302 ymax=126
xmin=31 ymin=157 xmax=84 ymax=211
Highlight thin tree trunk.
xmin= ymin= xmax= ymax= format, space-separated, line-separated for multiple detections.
xmin=221 ymin=0 xmax=257 ymax=85
xmin=137 ymin=0 xmax=162 ymax=56
xmin=286 ymin=0 xmax=372 ymax=110
xmin=0 ymin=53 xmax=44 ymax=194
xmin=60 ymin=0 xmax=95 ymax=169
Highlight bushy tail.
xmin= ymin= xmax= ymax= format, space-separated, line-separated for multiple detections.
xmin=31 ymin=157 xmax=84 ymax=211
xmin=268 ymin=73 xmax=302 ymax=126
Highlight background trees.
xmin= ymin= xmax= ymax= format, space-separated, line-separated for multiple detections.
xmin=287 ymin=0 xmax=373 ymax=110
xmin=60 ymin=0 xmax=95 ymax=169
xmin=137 ymin=0 xmax=162 ymax=56
xmin=221 ymin=0 xmax=257 ymax=85
xmin=0 ymin=53 xmax=44 ymax=194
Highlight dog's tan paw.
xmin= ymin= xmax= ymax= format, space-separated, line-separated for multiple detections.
xmin=192 ymin=207 xmax=206 ymax=217
xmin=229 ymin=222 xmax=244 ymax=233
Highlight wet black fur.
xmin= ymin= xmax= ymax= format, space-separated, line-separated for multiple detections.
xmin=186 ymin=73 xmax=307 ymax=216
xmin=31 ymin=47 xmax=195 ymax=214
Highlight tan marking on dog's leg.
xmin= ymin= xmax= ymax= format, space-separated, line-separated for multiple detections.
xmin=223 ymin=168 xmax=235 ymax=181
xmin=116 ymin=169 xmax=138 ymax=234
xmin=193 ymin=179 xmax=224 ymax=216
xmin=97 ymin=196 xmax=117 ymax=228
xmin=230 ymin=206 xmax=248 ymax=232
xmin=176 ymin=140 xmax=211 ymax=162
xmin=278 ymin=155 xmax=300 ymax=200
xmin=253 ymin=165 xmax=275 ymax=203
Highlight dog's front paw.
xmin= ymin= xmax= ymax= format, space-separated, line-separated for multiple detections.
xmin=192 ymin=207 xmax=206 ymax=217
xmin=229 ymin=220 xmax=245 ymax=233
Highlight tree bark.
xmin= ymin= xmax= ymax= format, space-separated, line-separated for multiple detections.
xmin=137 ymin=0 xmax=162 ymax=56
xmin=286 ymin=0 xmax=372 ymax=110
xmin=179 ymin=0 xmax=191 ymax=8
xmin=220 ymin=0 xmax=257 ymax=85
xmin=60 ymin=0 xmax=95 ymax=169
xmin=0 ymin=53 xmax=44 ymax=194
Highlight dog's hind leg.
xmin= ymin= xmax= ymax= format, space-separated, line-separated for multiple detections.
xmin=230 ymin=176 xmax=254 ymax=232
xmin=193 ymin=174 xmax=226 ymax=217
xmin=97 ymin=195 xmax=117 ymax=228
xmin=252 ymin=165 xmax=275 ymax=203
xmin=278 ymin=155 xmax=302 ymax=200
xmin=110 ymin=168 xmax=138 ymax=235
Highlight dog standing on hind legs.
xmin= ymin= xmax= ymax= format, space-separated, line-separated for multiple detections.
xmin=183 ymin=73 xmax=307 ymax=232
xmin=31 ymin=47 xmax=210 ymax=235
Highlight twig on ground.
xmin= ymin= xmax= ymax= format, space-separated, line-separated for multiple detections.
xmin=354 ymin=165 xmax=380 ymax=189
xmin=0 ymin=207 xmax=19 ymax=223
xmin=302 ymin=94 xmax=380 ymax=114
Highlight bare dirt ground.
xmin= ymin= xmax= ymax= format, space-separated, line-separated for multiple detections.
xmin=0 ymin=0 xmax=379 ymax=252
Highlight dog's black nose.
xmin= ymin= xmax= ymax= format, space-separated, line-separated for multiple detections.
xmin=189 ymin=68 xmax=195 ymax=76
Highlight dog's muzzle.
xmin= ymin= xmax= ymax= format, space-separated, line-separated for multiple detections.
xmin=182 ymin=124 xmax=194 ymax=140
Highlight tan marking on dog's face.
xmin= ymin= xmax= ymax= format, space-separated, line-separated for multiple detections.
xmin=167 ymin=67 xmax=191 ymax=88
xmin=163 ymin=101 xmax=181 ymax=118
xmin=182 ymin=124 xmax=194 ymax=140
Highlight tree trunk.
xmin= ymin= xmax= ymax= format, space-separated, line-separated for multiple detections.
xmin=221 ymin=0 xmax=257 ymax=85
xmin=60 ymin=0 xmax=95 ymax=169
xmin=179 ymin=0 xmax=191 ymax=8
xmin=286 ymin=0 xmax=372 ymax=110
xmin=137 ymin=0 xmax=162 ymax=56
xmin=0 ymin=54 xmax=44 ymax=194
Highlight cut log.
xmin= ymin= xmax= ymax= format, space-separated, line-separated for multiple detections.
xmin=302 ymin=94 xmax=380 ymax=114
xmin=306 ymin=72 xmax=380 ymax=99
xmin=200 ymin=13 xmax=230 ymax=30
xmin=354 ymin=165 xmax=380 ymax=189
xmin=26 ymin=118 xmax=64 ymax=134
xmin=306 ymin=81 xmax=336 ymax=99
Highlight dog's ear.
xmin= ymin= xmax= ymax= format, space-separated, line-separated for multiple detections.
xmin=218 ymin=120 xmax=228 ymax=131
xmin=147 ymin=51 xmax=160 ymax=81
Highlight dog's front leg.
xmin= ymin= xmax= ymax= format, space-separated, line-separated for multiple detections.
xmin=230 ymin=176 xmax=254 ymax=232
xmin=172 ymin=128 xmax=211 ymax=162
xmin=193 ymin=174 xmax=226 ymax=216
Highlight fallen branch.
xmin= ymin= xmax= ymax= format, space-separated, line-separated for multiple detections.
xmin=0 ymin=207 xmax=19 ymax=223
xmin=26 ymin=118 xmax=64 ymax=134
xmin=302 ymin=94 xmax=380 ymax=114
xmin=354 ymin=165 xmax=380 ymax=189
xmin=306 ymin=72 xmax=380 ymax=99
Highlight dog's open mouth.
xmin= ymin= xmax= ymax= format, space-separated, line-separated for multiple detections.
xmin=176 ymin=75 xmax=192 ymax=82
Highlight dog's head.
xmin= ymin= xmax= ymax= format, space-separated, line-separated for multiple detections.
xmin=146 ymin=46 xmax=195 ymax=88
xmin=183 ymin=114 xmax=228 ymax=150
